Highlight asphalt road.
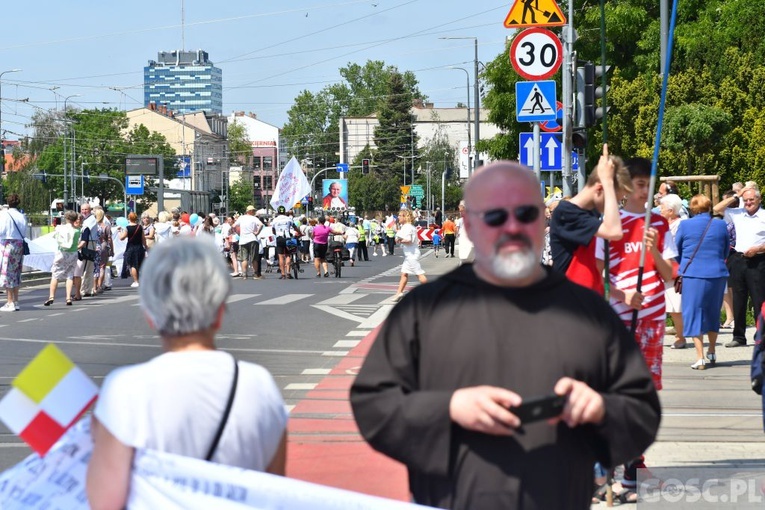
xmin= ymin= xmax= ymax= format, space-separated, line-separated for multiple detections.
xmin=2 ymin=248 xmax=765 ymax=496
xmin=0 ymin=249 xmax=409 ymax=470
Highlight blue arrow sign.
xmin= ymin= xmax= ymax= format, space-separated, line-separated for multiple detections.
xmin=518 ymin=133 xmax=563 ymax=171
xmin=515 ymin=81 xmax=557 ymax=122
xmin=336 ymin=163 xmax=349 ymax=173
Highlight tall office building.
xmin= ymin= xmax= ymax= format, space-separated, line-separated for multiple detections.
xmin=144 ymin=49 xmax=222 ymax=115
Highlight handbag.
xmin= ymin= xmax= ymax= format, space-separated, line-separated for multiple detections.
xmin=675 ymin=216 xmax=714 ymax=294
xmin=8 ymin=214 xmax=29 ymax=255
xmin=78 ymin=247 xmax=97 ymax=261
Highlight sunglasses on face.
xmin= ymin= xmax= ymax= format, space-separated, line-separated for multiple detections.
xmin=470 ymin=205 xmax=540 ymax=227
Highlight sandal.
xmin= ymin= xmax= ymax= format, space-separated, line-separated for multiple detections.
xmin=618 ymin=488 xmax=637 ymax=504
xmin=670 ymin=340 xmax=687 ymax=349
xmin=66 ymin=299 xmax=72 ymax=306
xmin=592 ymin=483 xmax=610 ymax=503
xmin=43 ymin=298 xmax=54 ymax=306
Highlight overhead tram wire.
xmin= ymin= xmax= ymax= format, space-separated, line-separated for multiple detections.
xmin=228 ymin=3 xmax=507 ymax=90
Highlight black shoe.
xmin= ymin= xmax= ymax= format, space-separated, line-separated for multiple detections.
xmin=725 ymin=339 xmax=747 ymax=348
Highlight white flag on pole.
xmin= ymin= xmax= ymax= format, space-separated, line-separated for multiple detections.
xmin=270 ymin=157 xmax=311 ymax=210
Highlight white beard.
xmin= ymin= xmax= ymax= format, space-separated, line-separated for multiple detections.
xmin=491 ymin=248 xmax=538 ymax=280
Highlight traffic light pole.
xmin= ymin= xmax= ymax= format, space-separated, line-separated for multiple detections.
xmin=561 ymin=0 xmax=576 ymax=197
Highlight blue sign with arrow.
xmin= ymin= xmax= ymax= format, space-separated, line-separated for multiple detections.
xmin=515 ymin=81 xmax=557 ymax=122
xmin=336 ymin=163 xmax=349 ymax=174
xmin=518 ymin=132 xmax=563 ymax=171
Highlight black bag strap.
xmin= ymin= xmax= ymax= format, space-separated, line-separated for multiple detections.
xmin=680 ymin=216 xmax=714 ymax=274
xmin=7 ymin=212 xmax=24 ymax=241
xmin=205 ymin=355 xmax=239 ymax=461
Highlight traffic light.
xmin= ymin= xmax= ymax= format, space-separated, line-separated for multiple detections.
xmin=362 ymin=158 xmax=370 ymax=174
xmin=578 ymin=61 xmax=612 ymax=128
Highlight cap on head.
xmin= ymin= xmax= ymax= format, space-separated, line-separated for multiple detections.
xmin=246 ymin=205 xmax=256 ymax=212
xmin=277 ymin=206 xmax=286 ymax=214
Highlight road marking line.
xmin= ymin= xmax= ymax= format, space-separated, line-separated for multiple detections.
xmin=312 ymin=304 xmax=364 ymax=323
xmin=302 ymin=368 xmax=332 ymax=375
xmin=333 ymin=340 xmax=360 ymax=348
xmin=663 ymin=413 xmax=761 ymax=417
xmin=48 ymin=313 xmax=65 ymax=317
xmin=227 ymin=293 xmax=260 ymax=304
xmin=358 ymin=305 xmax=393 ymax=329
xmin=317 ymin=294 xmax=366 ymax=305
xmin=17 ymin=318 xmax=38 ymax=323
xmin=285 ymin=383 xmax=318 ymax=390
xmin=255 ymin=294 xmax=313 ymax=305
xmin=346 ymin=330 xmax=371 ymax=337
xmin=0 ymin=443 xmax=27 ymax=448
xmin=322 ymin=351 xmax=349 ymax=357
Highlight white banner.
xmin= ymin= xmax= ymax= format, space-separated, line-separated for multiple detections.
xmin=0 ymin=420 xmax=433 ymax=510
xmin=270 ymin=157 xmax=311 ymax=210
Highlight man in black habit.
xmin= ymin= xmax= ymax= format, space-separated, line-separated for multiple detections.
xmin=350 ymin=161 xmax=661 ymax=510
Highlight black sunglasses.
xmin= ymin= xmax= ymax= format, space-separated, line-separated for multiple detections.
xmin=470 ymin=206 xmax=540 ymax=227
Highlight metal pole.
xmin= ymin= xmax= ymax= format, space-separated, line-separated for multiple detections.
xmin=561 ymin=14 xmax=574 ymax=197
xmin=448 ymin=67 xmax=472 ymax=177
xmin=473 ymin=38 xmax=480 ymax=172
xmin=660 ymin=0 xmax=668 ymax=77
xmin=441 ymin=171 xmax=445 ymax=215
xmin=0 ymin=69 xmax=21 ymax=205
xmin=533 ymin=122 xmax=541 ymax=181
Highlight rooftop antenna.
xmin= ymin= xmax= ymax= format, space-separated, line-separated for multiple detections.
xmin=181 ymin=0 xmax=185 ymax=50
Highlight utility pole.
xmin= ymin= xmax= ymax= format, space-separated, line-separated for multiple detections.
xmin=561 ymin=1 xmax=576 ymax=197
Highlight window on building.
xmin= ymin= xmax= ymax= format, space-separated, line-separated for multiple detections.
xmin=253 ymin=157 xmax=262 ymax=170
xmin=264 ymin=176 xmax=273 ymax=190
xmin=263 ymin=157 xmax=273 ymax=171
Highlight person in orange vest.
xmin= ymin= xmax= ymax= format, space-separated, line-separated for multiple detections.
xmin=441 ymin=215 xmax=457 ymax=257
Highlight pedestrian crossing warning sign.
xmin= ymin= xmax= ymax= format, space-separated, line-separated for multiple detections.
xmin=516 ymin=80 xmax=557 ymax=122
xmin=504 ymin=0 xmax=566 ymax=28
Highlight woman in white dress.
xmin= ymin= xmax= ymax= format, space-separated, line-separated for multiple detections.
xmin=392 ymin=209 xmax=427 ymax=302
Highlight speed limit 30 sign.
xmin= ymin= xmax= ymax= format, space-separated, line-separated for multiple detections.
xmin=509 ymin=28 xmax=563 ymax=80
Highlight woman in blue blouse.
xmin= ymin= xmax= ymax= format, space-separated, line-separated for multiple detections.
xmin=675 ymin=195 xmax=730 ymax=370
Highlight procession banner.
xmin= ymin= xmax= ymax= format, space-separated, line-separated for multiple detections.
xmin=270 ymin=157 xmax=311 ymax=210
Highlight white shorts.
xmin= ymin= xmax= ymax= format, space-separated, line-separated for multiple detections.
xmin=401 ymin=256 xmax=425 ymax=276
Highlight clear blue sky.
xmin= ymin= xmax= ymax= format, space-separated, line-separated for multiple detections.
xmin=0 ymin=0 xmax=511 ymax=139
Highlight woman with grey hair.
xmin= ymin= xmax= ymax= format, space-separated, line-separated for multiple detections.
xmin=660 ymin=193 xmax=686 ymax=349
xmin=87 ymin=237 xmax=288 ymax=508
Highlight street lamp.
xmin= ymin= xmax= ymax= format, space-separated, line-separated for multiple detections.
xmin=98 ymin=174 xmax=128 ymax=217
xmin=62 ymin=94 xmax=81 ymax=209
xmin=448 ymin=66 xmax=472 ymax=177
xmin=440 ymin=37 xmax=480 ymax=175
xmin=0 ymin=68 xmax=21 ymax=203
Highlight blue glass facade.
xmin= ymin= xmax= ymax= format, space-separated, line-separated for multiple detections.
xmin=144 ymin=50 xmax=223 ymax=115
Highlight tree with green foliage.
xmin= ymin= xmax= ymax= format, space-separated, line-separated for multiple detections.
xmin=282 ymin=60 xmax=424 ymax=175
xmin=228 ymin=174 xmax=255 ymax=214
xmin=30 ymin=108 xmax=175 ymax=210
xmin=374 ymin=71 xmax=418 ymax=188
xmin=479 ymin=0 xmax=765 ymax=190
xmin=228 ymin=120 xmax=251 ymax=165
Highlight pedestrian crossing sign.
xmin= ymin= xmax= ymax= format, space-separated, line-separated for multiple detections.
xmin=504 ymin=0 xmax=566 ymax=28
xmin=516 ymin=81 xmax=557 ymax=123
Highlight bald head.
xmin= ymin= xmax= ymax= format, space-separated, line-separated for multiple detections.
xmin=464 ymin=161 xmax=543 ymax=210
xmin=462 ymin=161 xmax=546 ymax=287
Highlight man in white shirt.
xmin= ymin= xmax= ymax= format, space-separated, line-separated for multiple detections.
xmin=714 ymin=186 xmax=765 ymax=347
xmin=233 ymin=205 xmax=264 ymax=280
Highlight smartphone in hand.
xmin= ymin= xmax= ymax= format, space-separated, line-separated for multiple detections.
xmin=509 ymin=394 xmax=566 ymax=424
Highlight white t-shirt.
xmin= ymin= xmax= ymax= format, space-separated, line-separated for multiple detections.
xmin=0 ymin=208 xmax=27 ymax=240
xmin=153 ymin=222 xmax=172 ymax=244
xmin=395 ymin=223 xmax=420 ymax=258
xmin=271 ymin=215 xmax=294 ymax=238
xmin=234 ymin=214 xmax=263 ymax=245
xmin=344 ymin=227 xmax=359 ymax=244
xmin=94 ymin=350 xmax=287 ymax=471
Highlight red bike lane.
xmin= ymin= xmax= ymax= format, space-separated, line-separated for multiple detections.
xmin=286 ymin=325 xmax=410 ymax=501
